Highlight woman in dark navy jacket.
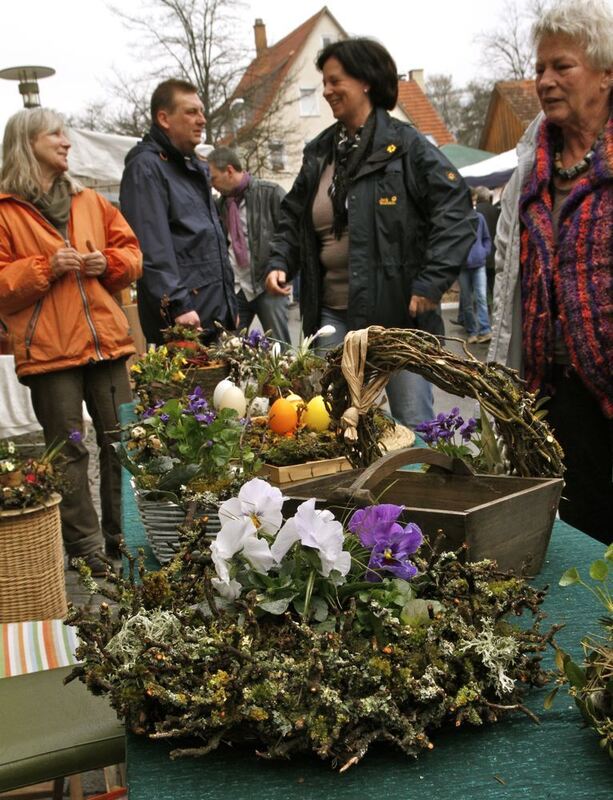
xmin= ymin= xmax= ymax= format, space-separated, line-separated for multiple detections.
xmin=265 ymin=38 xmax=475 ymax=429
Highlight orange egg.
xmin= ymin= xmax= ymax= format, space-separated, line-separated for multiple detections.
xmin=268 ymin=397 xmax=298 ymax=434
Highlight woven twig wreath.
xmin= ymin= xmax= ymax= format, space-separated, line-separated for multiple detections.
xmin=320 ymin=326 xmax=564 ymax=478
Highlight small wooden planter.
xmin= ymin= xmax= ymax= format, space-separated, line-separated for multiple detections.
xmin=259 ymin=456 xmax=353 ymax=486
xmin=0 ymin=494 xmax=67 ymax=622
xmin=285 ymin=448 xmax=563 ymax=576
xmin=143 ymin=362 xmax=231 ymax=405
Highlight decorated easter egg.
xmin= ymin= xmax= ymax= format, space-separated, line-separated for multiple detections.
xmin=218 ymin=385 xmax=247 ymax=417
xmin=302 ymin=395 xmax=331 ymax=432
xmin=268 ymin=397 xmax=298 ymax=434
xmin=213 ymin=378 xmax=235 ymax=410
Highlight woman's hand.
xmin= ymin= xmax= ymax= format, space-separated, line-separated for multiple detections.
xmin=408 ymin=294 xmax=438 ymax=317
xmin=50 ymin=247 xmax=83 ymax=279
xmin=82 ymin=239 xmax=107 ymax=277
xmin=266 ymin=270 xmax=291 ymax=296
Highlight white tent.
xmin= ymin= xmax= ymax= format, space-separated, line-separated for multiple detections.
xmin=460 ymin=148 xmax=517 ymax=178
xmin=66 ymin=128 xmax=138 ymax=185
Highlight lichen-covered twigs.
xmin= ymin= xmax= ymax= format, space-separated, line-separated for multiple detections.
xmin=320 ymin=326 xmax=564 ymax=476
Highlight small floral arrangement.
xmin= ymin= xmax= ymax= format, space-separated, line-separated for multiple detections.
xmin=130 ymin=344 xmax=188 ymax=387
xmin=548 ymin=544 xmax=613 ymax=758
xmin=69 ymin=478 xmax=555 ymax=768
xmin=0 ymin=438 xmax=66 ymax=510
xmin=117 ymin=388 xmax=259 ymax=501
xmin=415 ymin=406 xmax=505 ymax=474
xmin=214 ymin=326 xmax=335 ymax=401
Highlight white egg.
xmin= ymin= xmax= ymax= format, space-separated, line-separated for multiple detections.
xmin=213 ymin=378 xmax=235 ymax=410
xmin=218 ymin=385 xmax=247 ymax=417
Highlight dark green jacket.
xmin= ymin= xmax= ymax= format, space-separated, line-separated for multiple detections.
xmin=267 ymin=108 xmax=476 ymax=336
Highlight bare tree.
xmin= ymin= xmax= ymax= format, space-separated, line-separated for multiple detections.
xmin=456 ymin=80 xmax=495 ymax=148
xmin=425 ymin=74 xmax=464 ymax=139
xmin=476 ymin=0 xmax=547 ymax=80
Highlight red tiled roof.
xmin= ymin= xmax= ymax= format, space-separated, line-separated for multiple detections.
xmin=495 ymin=80 xmax=541 ymax=127
xmin=397 ymin=80 xmax=455 ymax=145
xmin=231 ymin=8 xmax=336 ymax=132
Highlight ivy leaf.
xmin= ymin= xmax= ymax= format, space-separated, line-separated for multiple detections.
xmin=589 ymin=560 xmax=608 ymax=582
xmin=559 ymin=567 xmax=580 ymax=587
xmin=543 ymin=687 xmax=559 ymax=709
xmin=564 ymin=660 xmax=586 ymax=689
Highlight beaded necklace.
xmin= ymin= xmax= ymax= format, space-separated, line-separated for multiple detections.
xmin=553 ymin=132 xmax=602 ymax=180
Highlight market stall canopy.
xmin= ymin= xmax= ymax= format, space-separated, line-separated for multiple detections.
xmin=440 ymin=143 xmax=494 ymax=170
xmin=459 ymin=148 xmax=517 ymax=189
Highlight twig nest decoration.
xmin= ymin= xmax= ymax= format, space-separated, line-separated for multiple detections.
xmin=321 ymin=326 xmax=564 ymax=477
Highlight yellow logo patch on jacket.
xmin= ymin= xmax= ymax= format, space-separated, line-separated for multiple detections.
xmin=378 ymin=195 xmax=398 ymax=206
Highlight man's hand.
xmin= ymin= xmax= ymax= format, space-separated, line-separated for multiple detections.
xmin=174 ymin=310 xmax=201 ymax=328
xmin=50 ymin=247 xmax=83 ymax=279
xmin=82 ymin=240 xmax=107 ymax=277
xmin=266 ymin=270 xmax=291 ymax=296
xmin=409 ymin=294 xmax=438 ymax=318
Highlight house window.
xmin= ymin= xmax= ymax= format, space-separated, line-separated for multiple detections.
xmin=321 ymin=34 xmax=335 ymax=48
xmin=299 ymin=87 xmax=319 ymax=117
xmin=268 ymin=141 xmax=286 ymax=172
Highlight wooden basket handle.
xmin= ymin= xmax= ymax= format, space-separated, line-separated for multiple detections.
xmin=329 ymin=446 xmax=475 ymax=506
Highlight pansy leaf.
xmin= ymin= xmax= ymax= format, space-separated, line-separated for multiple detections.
xmin=258 ymin=597 xmax=294 ymax=615
xmin=589 ymin=560 xmax=608 ymax=582
xmin=559 ymin=567 xmax=580 ymax=587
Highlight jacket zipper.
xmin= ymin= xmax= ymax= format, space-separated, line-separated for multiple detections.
xmin=75 ymin=269 xmax=104 ymax=360
xmin=25 ymin=300 xmax=44 ymax=360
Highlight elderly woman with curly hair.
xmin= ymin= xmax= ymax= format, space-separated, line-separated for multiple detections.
xmin=266 ymin=38 xmax=475 ymax=431
xmin=0 ymin=108 xmax=143 ymax=573
xmin=489 ymin=0 xmax=612 ymax=543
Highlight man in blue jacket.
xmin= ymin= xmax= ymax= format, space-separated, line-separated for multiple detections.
xmin=120 ymin=79 xmax=236 ymax=345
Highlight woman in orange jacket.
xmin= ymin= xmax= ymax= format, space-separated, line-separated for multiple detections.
xmin=0 ymin=108 xmax=143 ymax=576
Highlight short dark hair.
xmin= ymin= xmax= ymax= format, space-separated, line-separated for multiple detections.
xmin=151 ymin=79 xmax=200 ymax=123
xmin=207 ymin=146 xmax=243 ymax=172
xmin=316 ymin=38 xmax=398 ymax=110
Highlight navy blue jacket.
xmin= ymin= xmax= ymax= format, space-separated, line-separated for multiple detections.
xmin=119 ymin=126 xmax=236 ymax=344
xmin=267 ymin=109 xmax=476 ymax=336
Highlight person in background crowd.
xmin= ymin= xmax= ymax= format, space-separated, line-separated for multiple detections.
xmin=489 ymin=0 xmax=612 ymax=543
xmin=0 ymin=108 xmax=143 ymax=575
xmin=459 ymin=191 xmax=492 ymax=345
xmin=120 ymin=79 xmax=236 ymax=345
xmin=473 ymin=185 xmax=501 ymax=313
xmin=265 ymin=38 xmax=475 ymax=429
xmin=207 ymin=147 xmax=291 ymax=345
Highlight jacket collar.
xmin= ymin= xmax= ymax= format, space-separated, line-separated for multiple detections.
xmin=146 ymin=125 xmax=204 ymax=174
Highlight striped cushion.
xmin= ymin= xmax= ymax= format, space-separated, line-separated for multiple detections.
xmin=0 ymin=620 xmax=80 ymax=678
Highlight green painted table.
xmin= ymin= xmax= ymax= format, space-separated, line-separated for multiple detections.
xmin=119 ymin=411 xmax=612 ymax=798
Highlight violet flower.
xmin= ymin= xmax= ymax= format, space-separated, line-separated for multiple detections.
xmin=68 ymin=430 xmax=82 ymax=443
xmin=347 ymin=504 xmax=423 ymax=582
xmin=184 ymin=387 xmax=217 ymax=424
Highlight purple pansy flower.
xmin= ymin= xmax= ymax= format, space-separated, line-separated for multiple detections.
xmin=347 ymin=503 xmax=405 ymax=547
xmin=366 ymin=522 xmax=423 ymax=582
xmin=68 ymin=430 xmax=82 ymax=443
xmin=142 ymin=400 xmax=164 ymax=419
xmin=348 ymin=504 xmax=423 ymax=582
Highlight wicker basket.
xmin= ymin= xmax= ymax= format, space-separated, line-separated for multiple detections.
xmin=143 ymin=361 xmax=231 ymax=405
xmin=0 ymin=494 xmax=67 ymax=623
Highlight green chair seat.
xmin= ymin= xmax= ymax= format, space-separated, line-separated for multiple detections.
xmin=0 ymin=665 xmax=125 ymax=791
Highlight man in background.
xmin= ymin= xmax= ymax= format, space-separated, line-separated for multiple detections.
xmin=207 ymin=146 xmax=290 ymax=345
xmin=120 ymin=79 xmax=236 ymax=344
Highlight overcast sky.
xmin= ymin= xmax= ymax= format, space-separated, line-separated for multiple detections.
xmin=0 ymin=0 xmax=536 ymax=134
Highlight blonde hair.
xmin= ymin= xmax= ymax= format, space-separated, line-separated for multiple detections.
xmin=0 ymin=107 xmax=82 ymax=202
xmin=533 ymin=0 xmax=613 ymax=70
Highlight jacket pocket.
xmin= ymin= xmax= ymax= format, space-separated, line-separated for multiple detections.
xmin=177 ymin=258 xmax=224 ymax=290
xmin=24 ymin=299 xmax=44 ymax=360
xmin=373 ymin=167 xmax=413 ymax=274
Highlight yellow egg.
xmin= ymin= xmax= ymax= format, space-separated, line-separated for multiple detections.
xmin=268 ymin=397 xmax=298 ymax=434
xmin=302 ymin=395 xmax=331 ymax=432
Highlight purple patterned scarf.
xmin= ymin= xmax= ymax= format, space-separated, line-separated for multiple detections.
xmin=225 ymin=172 xmax=251 ymax=269
xmin=519 ymin=116 xmax=612 ymax=418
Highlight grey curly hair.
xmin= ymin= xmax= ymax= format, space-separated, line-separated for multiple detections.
xmin=532 ymin=0 xmax=613 ymax=70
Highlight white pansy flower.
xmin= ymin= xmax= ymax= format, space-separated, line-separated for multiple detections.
xmin=210 ymin=516 xmax=275 ymax=590
xmin=219 ymin=477 xmax=286 ymax=534
xmin=211 ymin=577 xmax=242 ymax=601
xmin=271 ymin=498 xmax=351 ymax=578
